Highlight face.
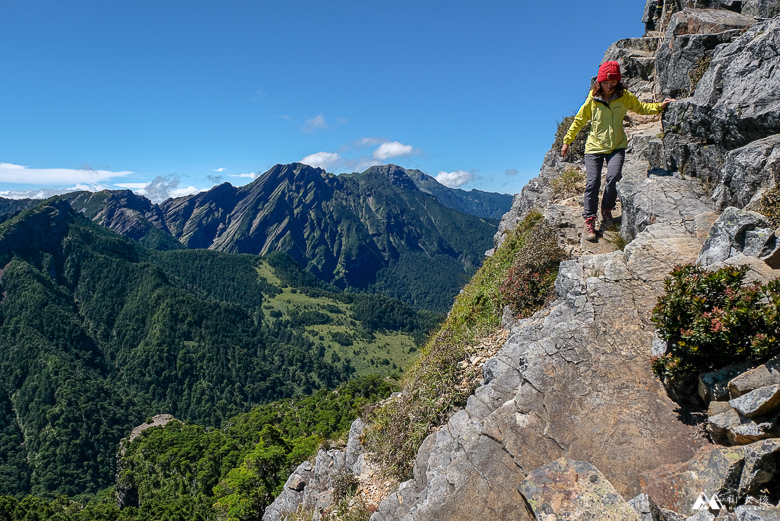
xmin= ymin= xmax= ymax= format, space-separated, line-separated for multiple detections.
xmin=601 ymin=80 xmax=618 ymax=94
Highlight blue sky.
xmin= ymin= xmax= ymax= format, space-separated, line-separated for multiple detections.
xmin=0 ymin=0 xmax=644 ymax=201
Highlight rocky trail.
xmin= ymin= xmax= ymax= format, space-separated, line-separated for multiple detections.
xmin=265 ymin=3 xmax=780 ymax=520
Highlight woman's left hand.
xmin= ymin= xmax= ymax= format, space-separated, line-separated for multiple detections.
xmin=661 ymin=98 xmax=677 ymax=109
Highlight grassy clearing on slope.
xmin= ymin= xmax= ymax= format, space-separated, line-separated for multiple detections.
xmin=362 ymin=210 xmax=566 ymax=480
xmin=257 ymin=261 xmax=429 ymax=377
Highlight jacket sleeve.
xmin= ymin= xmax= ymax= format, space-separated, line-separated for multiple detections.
xmin=625 ymin=90 xmax=663 ymax=115
xmin=563 ymin=99 xmax=592 ymax=145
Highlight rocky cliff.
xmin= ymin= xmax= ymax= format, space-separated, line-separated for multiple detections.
xmin=264 ymin=2 xmax=780 ymax=520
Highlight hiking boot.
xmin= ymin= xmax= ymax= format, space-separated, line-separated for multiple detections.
xmin=583 ymin=216 xmax=597 ymax=242
xmin=601 ymin=206 xmax=615 ymax=228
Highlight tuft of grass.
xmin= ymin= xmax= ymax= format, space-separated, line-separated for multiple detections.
xmin=550 ymin=167 xmax=585 ymax=200
xmin=362 ymin=210 xmax=567 ymax=481
xmin=603 ymin=224 xmax=628 ymax=251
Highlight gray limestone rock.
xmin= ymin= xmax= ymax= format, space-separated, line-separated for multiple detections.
xmin=700 ymin=362 xmax=756 ymax=403
xmin=372 ymin=221 xmax=708 ymax=521
xmin=696 ymin=207 xmax=776 ymax=267
xmin=689 ymin=511 xmax=717 ymax=521
xmin=741 ymin=0 xmax=780 ymax=18
xmin=736 ymin=505 xmax=780 ymax=521
xmin=730 ymin=355 xmax=780 ymax=398
xmin=619 ymin=169 xmax=714 ymax=241
xmin=707 ymin=405 xmax=775 ymax=445
xmin=603 ymin=37 xmax=659 ymax=100
xmin=713 ymin=135 xmax=780 ymax=211
xmin=629 ymin=493 xmax=668 ymax=521
xmin=264 ymin=419 xmax=369 ymax=521
xmin=664 ymin=18 xmax=780 ymax=151
xmin=666 ymin=8 xmax=753 ymax=37
xmin=655 ymin=29 xmax=746 ymax=99
xmin=730 ymin=384 xmax=780 ymax=418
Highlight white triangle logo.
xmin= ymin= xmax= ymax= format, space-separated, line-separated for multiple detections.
xmin=709 ymin=494 xmax=724 ymax=511
xmin=692 ymin=493 xmax=709 ymax=510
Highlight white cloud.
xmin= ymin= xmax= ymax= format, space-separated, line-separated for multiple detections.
xmin=116 ymin=176 xmax=206 ymax=203
xmin=300 ymin=152 xmax=342 ymax=170
xmin=115 ymin=182 xmax=150 ymax=189
xmin=505 ymin=168 xmax=519 ymax=177
xmin=436 ymin=170 xmax=475 ymax=188
xmin=0 ymin=162 xmax=132 ymax=185
xmin=170 ymin=186 xmax=204 ymax=198
xmin=353 ymin=137 xmax=387 ymax=148
xmin=229 ymin=172 xmax=259 ymax=179
xmin=303 ymin=113 xmax=328 ymax=133
xmin=0 ymin=183 xmax=109 ymax=200
xmin=373 ymin=141 xmax=414 ymax=161
xmin=213 ymin=167 xmax=226 ymax=172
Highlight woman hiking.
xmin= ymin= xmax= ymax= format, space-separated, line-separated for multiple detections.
xmin=561 ymin=60 xmax=675 ymax=242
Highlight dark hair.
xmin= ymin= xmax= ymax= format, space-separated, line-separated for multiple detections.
xmin=592 ymin=81 xmax=625 ymax=99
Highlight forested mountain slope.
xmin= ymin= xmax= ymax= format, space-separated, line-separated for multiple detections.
xmin=154 ymin=163 xmax=499 ymax=311
xmin=0 ymin=198 xmax=437 ymax=498
xmin=0 ymin=164 xmax=506 ymax=313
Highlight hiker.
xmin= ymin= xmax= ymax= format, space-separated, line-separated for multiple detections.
xmin=560 ymin=61 xmax=675 ymax=242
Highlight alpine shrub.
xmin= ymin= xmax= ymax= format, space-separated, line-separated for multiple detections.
xmin=650 ymin=264 xmax=780 ymax=379
xmin=499 ymin=223 xmax=567 ymax=316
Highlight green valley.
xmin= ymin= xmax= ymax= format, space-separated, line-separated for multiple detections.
xmin=0 ymin=198 xmax=439 ymax=501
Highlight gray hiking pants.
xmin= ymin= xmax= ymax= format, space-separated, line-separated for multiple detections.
xmin=582 ymin=148 xmax=626 ymax=219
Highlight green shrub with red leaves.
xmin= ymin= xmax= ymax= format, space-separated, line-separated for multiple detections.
xmin=650 ymin=264 xmax=780 ymax=379
xmin=499 ymin=222 xmax=567 ymax=317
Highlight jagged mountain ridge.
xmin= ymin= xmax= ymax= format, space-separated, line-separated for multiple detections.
xmin=153 ymin=163 xmax=501 ymax=310
xmin=0 ymin=164 xmax=510 ymax=312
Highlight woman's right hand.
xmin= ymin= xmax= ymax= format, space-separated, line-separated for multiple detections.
xmin=561 ymin=143 xmax=570 ymax=158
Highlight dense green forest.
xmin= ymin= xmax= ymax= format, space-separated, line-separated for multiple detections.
xmin=0 ymin=198 xmax=438 ymax=502
xmin=0 ymin=375 xmax=395 ymax=520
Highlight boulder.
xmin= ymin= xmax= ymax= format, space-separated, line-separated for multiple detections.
xmin=641 ymin=440 xmax=780 ymax=515
xmin=705 ymin=253 xmax=780 ymax=285
xmin=730 ymin=385 xmax=780 ymax=418
xmin=707 ymin=405 xmax=775 ymax=445
xmin=713 ymin=135 xmax=780 ymax=211
xmin=666 ymin=9 xmax=753 ymax=37
xmin=518 ymin=458 xmax=641 ymax=521
xmin=730 ymin=355 xmax=780 ymax=398
xmin=700 ymin=363 xmax=756 ymax=403
xmin=696 ymin=207 xmax=776 ymax=267
xmin=689 ymin=511 xmax=718 ymax=521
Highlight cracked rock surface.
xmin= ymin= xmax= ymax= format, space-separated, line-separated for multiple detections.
xmin=369 ymin=214 xmax=710 ymax=520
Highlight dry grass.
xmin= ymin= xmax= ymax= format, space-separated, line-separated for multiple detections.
xmin=550 ymin=167 xmax=585 ymax=201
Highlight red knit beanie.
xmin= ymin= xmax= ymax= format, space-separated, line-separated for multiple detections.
xmin=597 ymin=61 xmax=622 ymax=83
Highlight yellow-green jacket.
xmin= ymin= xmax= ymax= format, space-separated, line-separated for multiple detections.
xmin=564 ymin=90 xmax=664 ymax=155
